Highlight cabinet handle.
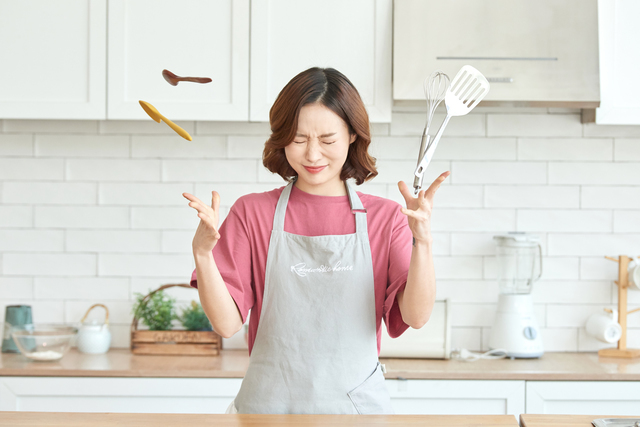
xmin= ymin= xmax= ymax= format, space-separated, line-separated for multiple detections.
xmin=487 ymin=77 xmax=514 ymax=83
xmin=436 ymin=56 xmax=557 ymax=61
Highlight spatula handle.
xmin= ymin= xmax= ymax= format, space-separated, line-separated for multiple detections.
xmin=180 ymin=77 xmax=212 ymax=84
xmin=160 ymin=116 xmax=193 ymax=141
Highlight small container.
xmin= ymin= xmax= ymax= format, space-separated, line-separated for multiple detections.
xmin=76 ymin=304 xmax=111 ymax=354
xmin=11 ymin=324 xmax=78 ymax=362
xmin=2 ymin=305 xmax=33 ymax=353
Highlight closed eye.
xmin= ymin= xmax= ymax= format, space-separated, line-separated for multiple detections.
xmin=293 ymin=141 xmax=335 ymax=145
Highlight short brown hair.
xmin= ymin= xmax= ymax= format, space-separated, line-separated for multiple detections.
xmin=262 ymin=67 xmax=378 ymax=185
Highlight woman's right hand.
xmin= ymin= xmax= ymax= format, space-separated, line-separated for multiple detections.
xmin=182 ymin=191 xmax=221 ymax=255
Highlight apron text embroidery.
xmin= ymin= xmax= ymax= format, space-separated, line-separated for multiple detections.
xmin=290 ymin=261 xmax=354 ymax=277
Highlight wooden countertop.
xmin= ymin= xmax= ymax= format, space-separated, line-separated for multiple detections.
xmin=0 ymin=412 xmax=518 ymax=426
xmin=1 ymin=348 xmax=640 ymax=380
xmin=521 ymin=414 xmax=640 ymax=427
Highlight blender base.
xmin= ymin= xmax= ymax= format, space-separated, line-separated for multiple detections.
xmin=489 ymin=294 xmax=544 ymax=359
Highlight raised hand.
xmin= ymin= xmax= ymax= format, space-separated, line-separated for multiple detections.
xmin=182 ymin=191 xmax=221 ymax=255
xmin=398 ymin=171 xmax=450 ymax=244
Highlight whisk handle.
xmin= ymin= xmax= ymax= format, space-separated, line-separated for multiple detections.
xmin=416 ymin=132 xmax=429 ymax=168
xmin=414 ymin=114 xmax=451 ymax=180
xmin=413 ymin=133 xmax=430 ymax=193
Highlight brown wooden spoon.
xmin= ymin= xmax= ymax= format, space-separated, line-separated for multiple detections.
xmin=162 ymin=69 xmax=212 ymax=86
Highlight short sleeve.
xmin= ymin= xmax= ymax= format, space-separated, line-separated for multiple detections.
xmin=383 ymin=206 xmax=413 ymax=338
xmin=190 ymin=207 xmax=255 ymax=324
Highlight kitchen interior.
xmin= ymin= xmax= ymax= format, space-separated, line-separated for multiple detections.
xmin=1 ymin=0 xmax=640 ymax=426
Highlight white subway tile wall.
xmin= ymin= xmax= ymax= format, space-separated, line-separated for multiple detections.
xmin=1 ymin=110 xmax=639 ymax=353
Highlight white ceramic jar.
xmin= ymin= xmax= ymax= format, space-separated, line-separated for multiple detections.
xmin=76 ymin=304 xmax=111 ymax=354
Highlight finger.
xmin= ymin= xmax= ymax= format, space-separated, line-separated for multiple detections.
xmin=183 ymin=193 xmax=211 ymax=212
xmin=397 ymin=181 xmax=415 ymax=205
xmin=182 ymin=193 xmax=206 ymax=205
xmin=189 ymin=203 xmax=213 ymax=220
xmin=188 ymin=201 xmax=212 ymax=215
xmin=425 ymin=171 xmax=450 ymax=201
xmin=211 ymin=191 xmax=220 ymax=212
xmin=401 ymin=207 xmax=424 ymax=221
xmin=196 ymin=212 xmax=216 ymax=230
xmin=188 ymin=198 xmax=211 ymax=213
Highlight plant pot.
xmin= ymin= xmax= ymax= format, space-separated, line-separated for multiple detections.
xmin=130 ymin=284 xmax=221 ymax=356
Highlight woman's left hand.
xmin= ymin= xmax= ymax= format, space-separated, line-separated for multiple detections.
xmin=398 ymin=171 xmax=450 ymax=244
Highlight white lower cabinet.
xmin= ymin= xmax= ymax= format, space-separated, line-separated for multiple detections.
xmin=0 ymin=377 xmax=242 ymax=414
xmin=2 ymin=377 xmax=639 ymax=416
xmin=0 ymin=377 xmax=525 ymax=415
xmin=526 ymin=381 xmax=640 ymax=415
xmin=387 ymin=379 xmax=525 ymax=416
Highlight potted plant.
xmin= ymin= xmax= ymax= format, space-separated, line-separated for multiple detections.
xmin=131 ymin=289 xmax=177 ymax=331
xmin=179 ymin=301 xmax=212 ymax=331
xmin=130 ymin=284 xmax=221 ymax=356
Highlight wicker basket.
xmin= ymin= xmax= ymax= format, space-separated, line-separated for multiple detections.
xmin=130 ymin=284 xmax=221 ymax=356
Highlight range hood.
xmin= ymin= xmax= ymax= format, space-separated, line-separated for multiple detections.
xmin=393 ymin=0 xmax=600 ymax=110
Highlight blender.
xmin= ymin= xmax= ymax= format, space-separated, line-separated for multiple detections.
xmin=489 ymin=232 xmax=544 ymax=358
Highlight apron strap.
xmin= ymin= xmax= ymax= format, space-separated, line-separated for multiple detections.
xmin=273 ymin=177 xmax=367 ymax=234
xmin=273 ymin=180 xmax=294 ymax=232
xmin=345 ymin=180 xmax=368 ymax=235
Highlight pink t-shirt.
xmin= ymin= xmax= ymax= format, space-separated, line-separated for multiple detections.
xmin=190 ymin=183 xmax=413 ymax=355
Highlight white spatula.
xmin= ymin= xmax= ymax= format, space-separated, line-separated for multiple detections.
xmin=414 ymin=65 xmax=490 ymax=185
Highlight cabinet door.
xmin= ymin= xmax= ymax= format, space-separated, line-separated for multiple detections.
xmin=596 ymin=0 xmax=640 ymax=124
xmin=108 ymin=0 xmax=249 ymax=121
xmin=0 ymin=377 xmax=242 ymax=413
xmin=250 ymin=0 xmax=392 ymax=123
xmin=386 ymin=379 xmax=525 ymax=416
xmin=0 ymin=0 xmax=106 ymax=119
xmin=526 ymin=381 xmax=640 ymax=415
xmin=394 ymin=0 xmax=599 ymax=107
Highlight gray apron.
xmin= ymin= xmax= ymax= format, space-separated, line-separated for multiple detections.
xmin=232 ymin=177 xmax=393 ymax=414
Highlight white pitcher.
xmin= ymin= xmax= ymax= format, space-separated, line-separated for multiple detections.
xmin=76 ymin=303 xmax=111 ymax=354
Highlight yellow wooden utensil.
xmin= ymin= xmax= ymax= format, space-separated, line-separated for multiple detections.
xmin=139 ymin=100 xmax=192 ymax=141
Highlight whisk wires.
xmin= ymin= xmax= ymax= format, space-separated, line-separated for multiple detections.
xmin=423 ymin=70 xmax=450 ymax=155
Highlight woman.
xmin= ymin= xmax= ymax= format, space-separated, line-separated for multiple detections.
xmin=184 ymin=67 xmax=449 ymax=414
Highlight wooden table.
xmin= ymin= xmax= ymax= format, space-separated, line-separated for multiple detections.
xmin=521 ymin=415 xmax=640 ymax=427
xmin=0 ymin=412 xmax=519 ymax=426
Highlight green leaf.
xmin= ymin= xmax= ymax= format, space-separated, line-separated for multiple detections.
xmin=178 ymin=300 xmax=212 ymax=331
xmin=131 ymin=290 xmax=177 ymax=331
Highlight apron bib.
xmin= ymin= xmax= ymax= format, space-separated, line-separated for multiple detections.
xmin=232 ymin=178 xmax=393 ymax=414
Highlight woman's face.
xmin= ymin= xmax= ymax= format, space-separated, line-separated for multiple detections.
xmin=284 ymin=103 xmax=356 ymax=195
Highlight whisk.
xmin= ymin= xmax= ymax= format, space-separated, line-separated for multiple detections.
xmin=413 ymin=71 xmax=450 ymax=195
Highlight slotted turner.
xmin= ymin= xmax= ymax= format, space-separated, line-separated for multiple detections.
xmin=414 ymin=65 xmax=490 ymax=185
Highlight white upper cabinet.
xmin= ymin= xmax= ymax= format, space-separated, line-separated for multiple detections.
xmin=596 ymin=0 xmax=640 ymax=124
xmin=249 ymin=0 xmax=392 ymax=123
xmin=108 ymin=0 xmax=249 ymax=121
xmin=394 ymin=0 xmax=599 ymax=108
xmin=0 ymin=0 xmax=106 ymax=119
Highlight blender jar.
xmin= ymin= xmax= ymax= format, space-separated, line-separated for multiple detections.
xmin=493 ymin=232 xmax=542 ymax=294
